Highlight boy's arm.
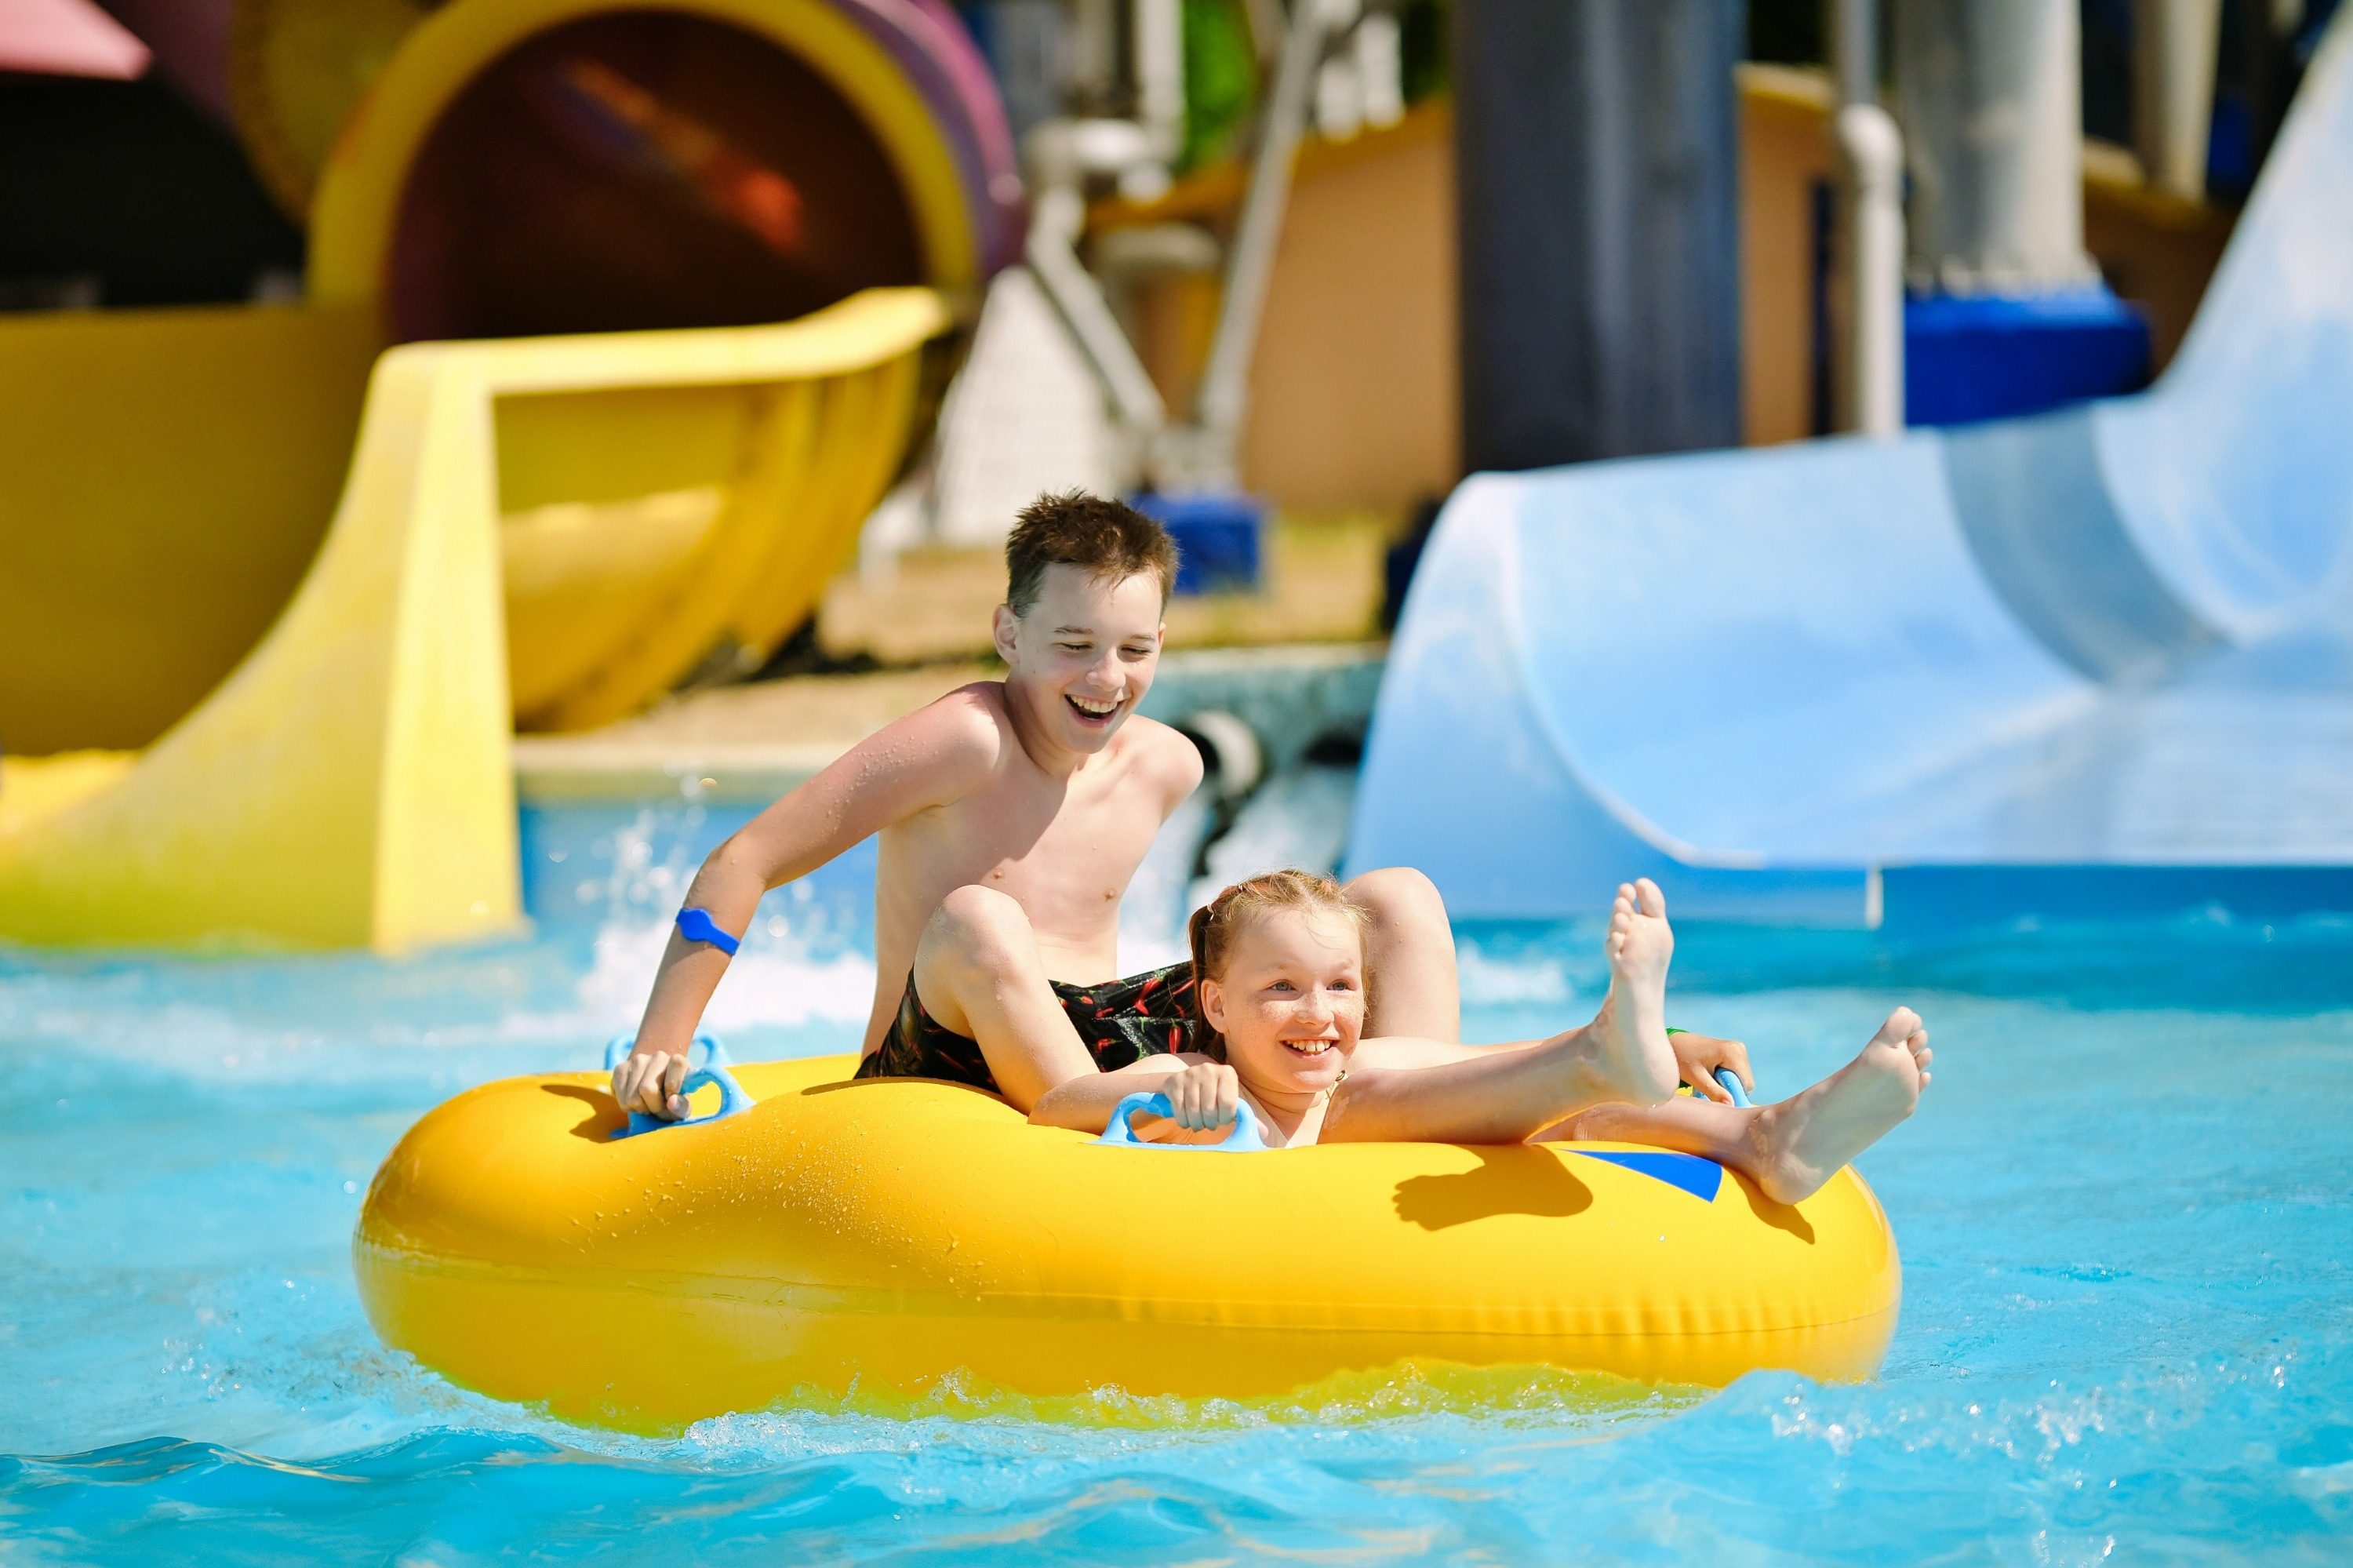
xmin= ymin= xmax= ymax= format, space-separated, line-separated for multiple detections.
xmin=614 ymin=699 xmax=997 ymax=1117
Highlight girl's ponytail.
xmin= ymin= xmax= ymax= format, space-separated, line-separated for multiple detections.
xmin=1186 ymin=900 xmax=1224 ymax=1058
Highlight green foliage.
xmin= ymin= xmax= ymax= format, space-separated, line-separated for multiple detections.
xmin=1747 ymin=0 xmax=1824 ymax=64
xmin=1182 ymin=0 xmax=1259 ymax=170
xmin=1400 ymin=0 xmax=1450 ymax=104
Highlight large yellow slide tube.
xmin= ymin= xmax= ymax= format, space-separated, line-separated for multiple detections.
xmin=0 ymin=304 xmax=385 ymax=756
xmin=0 ymin=288 xmax=946 ymax=951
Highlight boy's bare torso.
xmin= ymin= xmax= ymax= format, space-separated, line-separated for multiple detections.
xmin=614 ymin=557 xmax=1198 ymax=1115
xmin=861 ymin=682 xmax=1196 ymax=1051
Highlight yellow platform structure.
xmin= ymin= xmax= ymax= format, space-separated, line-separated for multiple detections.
xmin=0 ymin=304 xmax=387 ymax=757
xmin=300 ymin=0 xmax=976 ymax=734
xmin=0 ymin=288 xmax=946 ymax=951
xmin=0 ymin=0 xmax=997 ymax=951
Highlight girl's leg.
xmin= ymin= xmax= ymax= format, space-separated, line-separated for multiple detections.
xmin=1327 ymin=882 xmax=1680 ymax=1142
xmin=1541 ymin=1008 xmax=1933 ymax=1205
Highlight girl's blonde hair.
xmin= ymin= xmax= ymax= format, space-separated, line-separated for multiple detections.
xmin=1186 ymin=870 xmax=1370 ymax=1053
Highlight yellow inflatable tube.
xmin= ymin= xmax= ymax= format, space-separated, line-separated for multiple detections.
xmin=358 ymin=1053 xmax=1901 ymax=1431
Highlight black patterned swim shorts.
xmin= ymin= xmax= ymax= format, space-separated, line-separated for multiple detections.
xmin=851 ymin=961 xmax=1204 ymax=1095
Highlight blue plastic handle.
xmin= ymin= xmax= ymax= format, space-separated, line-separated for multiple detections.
xmin=603 ymin=1033 xmax=730 ymax=1071
xmin=1096 ymin=1091 xmax=1268 ymax=1151
xmin=602 ymin=1034 xmax=751 ymax=1138
xmin=613 ymin=1066 xmax=756 ymax=1140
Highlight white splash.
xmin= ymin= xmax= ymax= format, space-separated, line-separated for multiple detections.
xmin=1119 ymin=791 xmax=1214 ymax=975
xmin=1455 ymin=946 xmax=1573 ymax=1007
xmin=573 ymin=918 xmax=876 ymax=1035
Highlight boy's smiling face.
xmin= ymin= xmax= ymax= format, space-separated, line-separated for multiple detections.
xmin=994 ymin=563 xmax=1166 ymax=759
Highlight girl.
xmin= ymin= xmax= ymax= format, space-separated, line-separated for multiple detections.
xmin=1029 ymin=871 xmax=1932 ymax=1206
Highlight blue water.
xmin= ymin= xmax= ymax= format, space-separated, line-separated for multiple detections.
xmin=6 ymin=801 xmax=2353 ymax=1563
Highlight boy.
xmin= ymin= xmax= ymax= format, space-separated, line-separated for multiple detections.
xmin=613 ymin=493 xmax=1472 ymax=1118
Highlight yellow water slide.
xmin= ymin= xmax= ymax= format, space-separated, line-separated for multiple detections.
xmin=0 ymin=0 xmax=1016 ymax=949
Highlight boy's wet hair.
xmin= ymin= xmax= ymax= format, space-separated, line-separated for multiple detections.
xmin=1005 ymin=491 xmax=1180 ymax=617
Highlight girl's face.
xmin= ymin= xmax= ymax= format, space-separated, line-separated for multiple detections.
xmin=1199 ymin=908 xmax=1366 ymax=1099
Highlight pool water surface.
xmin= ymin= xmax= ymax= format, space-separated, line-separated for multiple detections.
xmin=5 ymin=803 xmax=2353 ymax=1563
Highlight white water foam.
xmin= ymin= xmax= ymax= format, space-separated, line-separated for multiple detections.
xmin=570 ymin=916 xmax=875 ymax=1035
xmin=524 ymin=805 xmax=879 ymax=1046
xmin=1189 ymin=766 xmax=1357 ymax=912
xmin=1118 ymin=791 xmax=1214 ymax=975
xmin=1455 ymin=946 xmax=1574 ymax=1007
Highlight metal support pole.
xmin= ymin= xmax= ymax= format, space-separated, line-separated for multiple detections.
xmin=1827 ymin=0 xmax=1904 ymax=435
xmin=1023 ymin=146 xmax=1169 ymax=484
xmin=1894 ymin=0 xmax=2097 ymax=293
xmin=1454 ymin=0 xmax=1744 ymax=470
xmin=1134 ymin=0 xmax=1187 ymax=163
xmin=1182 ymin=0 xmax=1332 ymax=489
xmin=1830 ymin=0 xmax=1878 ymax=108
xmin=1837 ymin=100 xmax=1907 ymax=435
xmin=2132 ymin=0 xmax=2223 ymax=201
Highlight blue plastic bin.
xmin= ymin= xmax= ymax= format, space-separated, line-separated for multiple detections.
xmin=1131 ymin=491 xmax=1264 ymax=595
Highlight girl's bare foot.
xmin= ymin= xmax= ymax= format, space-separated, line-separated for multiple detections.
xmin=1745 ymin=1008 xmax=1931 ymax=1205
xmin=1584 ymin=879 xmax=1680 ymax=1106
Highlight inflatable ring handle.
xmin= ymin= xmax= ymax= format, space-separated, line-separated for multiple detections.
xmin=603 ymin=1035 xmax=750 ymax=1139
xmin=611 ymin=1065 xmax=757 ymax=1140
xmin=1096 ymin=1091 xmax=1268 ymax=1151
xmin=603 ymin=1033 xmax=731 ymax=1071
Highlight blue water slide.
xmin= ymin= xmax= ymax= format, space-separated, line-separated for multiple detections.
xmin=1349 ymin=16 xmax=2353 ymax=926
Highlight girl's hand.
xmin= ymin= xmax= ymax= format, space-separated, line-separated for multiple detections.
xmin=1147 ymin=1060 xmax=1239 ymax=1139
xmin=1670 ymin=1031 xmax=1754 ymax=1104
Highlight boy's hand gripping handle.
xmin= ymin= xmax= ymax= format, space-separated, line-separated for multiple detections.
xmin=602 ymin=1034 xmax=753 ymax=1138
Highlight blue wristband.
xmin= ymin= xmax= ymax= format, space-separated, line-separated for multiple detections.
xmin=675 ymin=907 xmax=740 ymax=956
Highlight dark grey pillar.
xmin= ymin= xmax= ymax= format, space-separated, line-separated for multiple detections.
xmin=1455 ymin=0 xmax=1746 ymax=473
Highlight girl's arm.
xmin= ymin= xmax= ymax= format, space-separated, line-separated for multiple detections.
xmin=1027 ymin=1053 xmax=1217 ymax=1133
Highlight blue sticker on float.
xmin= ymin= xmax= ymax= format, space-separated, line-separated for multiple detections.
xmin=1572 ymin=1149 xmax=1724 ymax=1202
